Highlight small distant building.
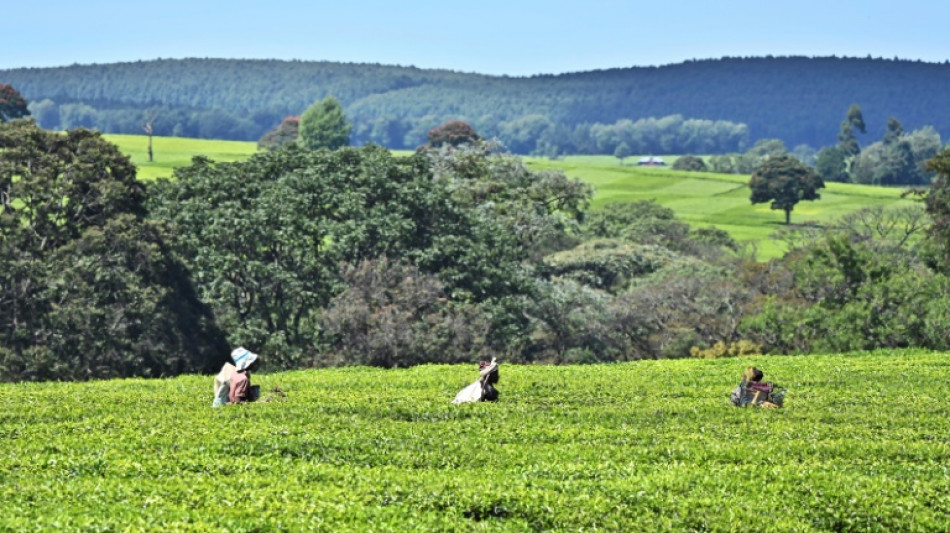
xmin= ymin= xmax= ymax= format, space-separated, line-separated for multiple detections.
xmin=637 ymin=156 xmax=666 ymax=166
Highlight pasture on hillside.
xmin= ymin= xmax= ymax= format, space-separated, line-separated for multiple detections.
xmin=106 ymin=134 xmax=920 ymax=259
xmin=526 ymin=157 xmax=918 ymax=259
xmin=104 ymin=134 xmax=258 ymax=181
xmin=1 ymin=350 xmax=948 ymax=531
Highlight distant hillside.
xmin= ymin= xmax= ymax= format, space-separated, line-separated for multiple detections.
xmin=3 ymin=56 xmax=949 ymax=153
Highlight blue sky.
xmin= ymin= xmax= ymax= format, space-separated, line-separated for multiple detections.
xmin=5 ymin=0 xmax=948 ymax=75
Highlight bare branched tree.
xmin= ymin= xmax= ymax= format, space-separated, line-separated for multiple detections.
xmin=142 ymin=109 xmax=159 ymax=162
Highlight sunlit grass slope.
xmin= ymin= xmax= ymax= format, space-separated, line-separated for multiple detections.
xmin=104 ymin=134 xmax=258 ymax=181
xmin=528 ymin=157 xmax=918 ymax=259
xmin=1 ymin=350 xmax=947 ymax=531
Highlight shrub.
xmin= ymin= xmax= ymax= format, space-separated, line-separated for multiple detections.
xmin=672 ymin=155 xmax=708 ymax=172
xmin=689 ymin=340 xmax=763 ymax=359
xmin=257 ymin=115 xmax=299 ymax=150
xmin=318 ymin=258 xmax=496 ymax=367
xmin=541 ymin=240 xmax=675 ymax=293
xmin=426 ymin=120 xmax=480 ymax=148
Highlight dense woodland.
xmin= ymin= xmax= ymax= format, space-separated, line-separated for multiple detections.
xmin=4 ymin=56 xmax=950 ymax=155
xmin=4 ymin=117 xmax=950 ymax=381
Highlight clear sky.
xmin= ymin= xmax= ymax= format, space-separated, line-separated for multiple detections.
xmin=5 ymin=0 xmax=948 ymax=76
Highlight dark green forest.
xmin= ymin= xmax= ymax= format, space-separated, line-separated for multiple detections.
xmin=3 ymin=56 xmax=949 ymax=154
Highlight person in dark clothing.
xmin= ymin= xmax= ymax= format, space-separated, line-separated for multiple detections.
xmin=452 ymin=358 xmax=500 ymax=404
xmin=478 ymin=359 xmax=500 ymax=402
xmin=730 ymin=366 xmax=784 ymax=408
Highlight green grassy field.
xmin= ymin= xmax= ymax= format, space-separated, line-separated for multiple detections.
xmin=2 ymin=349 xmax=948 ymax=531
xmin=526 ymin=158 xmax=917 ymax=259
xmin=104 ymin=134 xmax=258 ymax=181
xmin=104 ymin=135 xmax=919 ymax=259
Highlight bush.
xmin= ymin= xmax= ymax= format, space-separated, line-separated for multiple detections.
xmin=622 ymin=258 xmax=755 ymax=358
xmin=522 ymin=278 xmax=622 ymax=363
xmin=258 ymin=116 xmax=299 ymax=150
xmin=740 ymin=235 xmax=950 ymax=354
xmin=689 ymin=340 xmax=763 ymax=359
xmin=541 ymin=240 xmax=676 ymax=293
xmin=426 ymin=120 xmax=480 ymax=148
xmin=672 ymin=155 xmax=708 ymax=172
xmin=318 ymin=258 xmax=496 ymax=367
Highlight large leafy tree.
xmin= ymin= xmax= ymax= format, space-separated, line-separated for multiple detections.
xmin=426 ymin=142 xmax=593 ymax=261
xmin=149 ymin=145 xmax=529 ymax=366
xmin=749 ymin=154 xmax=824 ymax=224
xmin=851 ymin=119 xmax=936 ymax=186
xmin=298 ymin=96 xmax=351 ymax=150
xmin=0 ymin=84 xmax=30 ymax=123
xmin=856 ymin=141 xmax=918 ymax=186
xmin=0 ymin=121 xmax=227 ymax=381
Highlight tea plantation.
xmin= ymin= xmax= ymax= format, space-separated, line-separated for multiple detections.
xmin=1 ymin=350 xmax=948 ymax=531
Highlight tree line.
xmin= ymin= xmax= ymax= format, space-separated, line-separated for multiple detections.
xmin=4 ymin=56 xmax=950 ymax=153
xmin=664 ymin=103 xmax=944 ymax=187
xmin=5 ymin=117 xmax=950 ymax=381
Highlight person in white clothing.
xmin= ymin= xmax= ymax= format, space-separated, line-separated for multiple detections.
xmin=452 ymin=358 xmax=499 ymax=404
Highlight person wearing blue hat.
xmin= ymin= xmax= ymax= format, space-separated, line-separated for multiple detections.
xmin=212 ymin=347 xmax=261 ymax=407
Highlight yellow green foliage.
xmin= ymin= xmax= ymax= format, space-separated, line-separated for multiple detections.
xmin=690 ymin=339 xmax=763 ymax=359
xmin=1 ymin=350 xmax=947 ymax=531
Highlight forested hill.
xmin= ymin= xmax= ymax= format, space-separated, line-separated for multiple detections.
xmin=3 ymin=56 xmax=949 ymax=153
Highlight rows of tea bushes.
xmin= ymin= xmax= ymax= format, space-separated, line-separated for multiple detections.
xmin=2 ymin=349 xmax=948 ymax=531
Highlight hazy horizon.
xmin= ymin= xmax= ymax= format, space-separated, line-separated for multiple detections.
xmin=4 ymin=53 xmax=948 ymax=78
xmin=5 ymin=0 xmax=948 ymax=76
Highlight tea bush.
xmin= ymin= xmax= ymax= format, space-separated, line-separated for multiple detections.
xmin=1 ymin=349 xmax=948 ymax=531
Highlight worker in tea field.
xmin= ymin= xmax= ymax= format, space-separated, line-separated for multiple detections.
xmin=212 ymin=347 xmax=261 ymax=407
xmin=452 ymin=358 xmax=500 ymax=404
xmin=730 ymin=366 xmax=786 ymax=408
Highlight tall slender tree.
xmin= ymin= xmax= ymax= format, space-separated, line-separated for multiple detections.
xmin=846 ymin=104 xmax=867 ymax=135
xmin=835 ymin=104 xmax=867 ymax=181
xmin=883 ymin=117 xmax=904 ymax=146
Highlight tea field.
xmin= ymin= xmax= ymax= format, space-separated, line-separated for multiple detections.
xmin=2 ymin=350 xmax=948 ymax=531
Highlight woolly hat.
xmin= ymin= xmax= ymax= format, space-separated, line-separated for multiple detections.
xmin=231 ymin=347 xmax=259 ymax=371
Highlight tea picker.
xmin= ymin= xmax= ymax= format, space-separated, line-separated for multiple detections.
xmin=452 ymin=357 xmax=500 ymax=404
xmin=212 ymin=347 xmax=261 ymax=407
xmin=730 ymin=366 xmax=787 ymax=408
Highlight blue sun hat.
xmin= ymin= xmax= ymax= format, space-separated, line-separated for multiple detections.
xmin=231 ymin=347 xmax=259 ymax=371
